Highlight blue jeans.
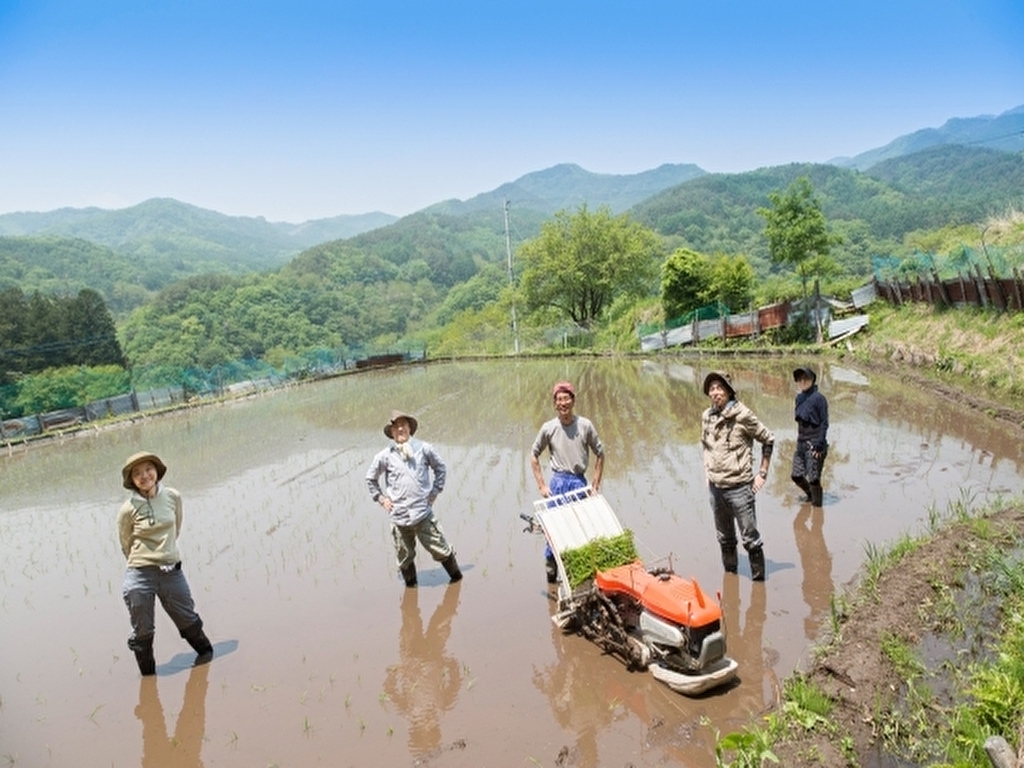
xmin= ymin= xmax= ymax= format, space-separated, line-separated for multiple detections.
xmin=122 ymin=564 xmax=201 ymax=645
xmin=544 ymin=472 xmax=586 ymax=559
xmin=708 ymin=483 xmax=763 ymax=552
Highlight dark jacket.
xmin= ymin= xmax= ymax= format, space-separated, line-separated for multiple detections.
xmin=794 ymin=385 xmax=828 ymax=451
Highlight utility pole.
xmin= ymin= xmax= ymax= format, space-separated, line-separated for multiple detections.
xmin=504 ymin=199 xmax=520 ymax=355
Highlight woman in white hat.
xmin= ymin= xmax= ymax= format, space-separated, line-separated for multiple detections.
xmin=117 ymin=451 xmax=213 ymax=675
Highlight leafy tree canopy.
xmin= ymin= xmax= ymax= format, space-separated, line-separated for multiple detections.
xmin=519 ymin=206 xmax=662 ymax=329
xmin=757 ymin=176 xmax=842 ymax=297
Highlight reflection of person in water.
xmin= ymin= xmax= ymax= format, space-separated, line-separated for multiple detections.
xmin=531 ymin=626 xmax=605 ymax=767
xmin=721 ymin=575 xmax=775 ymax=714
xmin=384 ymin=582 xmax=463 ymax=754
xmin=793 ymin=503 xmax=834 ymax=640
xmin=533 ymin=620 xmax=691 ymax=766
xmin=135 ymin=662 xmax=209 ymax=767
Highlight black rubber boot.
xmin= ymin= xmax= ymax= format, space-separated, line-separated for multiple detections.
xmin=441 ymin=554 xmax=463 ymax=583
xmin=400 ymin=563 xmax=418 ymax=588
xmin=129 ymin=634 xmax=156 ymax=676
xmin=721 ymin=545 xmax=738 ymax=574
xmin=182 ymin=619 xmax=214 ymax=662
xmin=545 ymin=554 xmax=558 ymax=584
xmin=792 ymin=477 xmax=812 ymax=501
xmin=810 ymin=484 xmax=824 ymax=507
xmin=749 ymin=547 xmax=766 ymax=582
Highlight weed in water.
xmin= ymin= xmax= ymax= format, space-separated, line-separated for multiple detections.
xmin=880 ymin=631 xmax=925 ymax=681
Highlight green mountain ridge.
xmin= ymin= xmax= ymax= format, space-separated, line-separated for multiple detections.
xmin=832 ymin=103 xmax=1024 ymax=171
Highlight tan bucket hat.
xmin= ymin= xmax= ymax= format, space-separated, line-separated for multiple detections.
xmin=384 ymin=410 xmax=419 ymax=439
xmin=702 ymin=371 xmax=736 ymax=400
xmin=121 ymin=451 xmax=168 ymax=490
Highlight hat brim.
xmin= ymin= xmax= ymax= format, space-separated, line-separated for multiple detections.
xmin=703 ymin=373 xmax=735 ymax=399
xmin=384 ymin=415 xmax=418 ymax=438
xmin=122 ymin=452 xmax=167 ymax=489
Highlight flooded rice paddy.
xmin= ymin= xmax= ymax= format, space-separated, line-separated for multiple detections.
xmin=2 ymin=357 xmax=1022 ymax=767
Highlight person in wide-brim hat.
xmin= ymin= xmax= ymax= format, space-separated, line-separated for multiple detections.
xmin=384 ymin=410 xmax=419 ymax=439
xmin=367 ymin=409 xmax=462 ymax=588
xmin=699 ymin=370 xmax=775 ymax=581
xmin=116 ymin=450 xmax=214 ymax=676
xmin=702 ymin=371 xmax=736 ymax=400
xmin=121 ymin=451 xmax=168 ymax=490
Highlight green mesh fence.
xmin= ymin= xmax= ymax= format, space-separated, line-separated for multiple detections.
xmin=638 ymin=301 xmax=729 ymax=337
xmin=872 ymin=246 xmax=1023 ymax=283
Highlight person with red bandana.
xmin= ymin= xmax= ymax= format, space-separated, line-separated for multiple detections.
xmin=530 ymin=381 xmax=605 ymax=582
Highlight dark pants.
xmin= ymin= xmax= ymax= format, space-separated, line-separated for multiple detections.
xmin=122 ymin=564 xmax=201 ymax=645
xmin=708 ymin=482 xmax=763 ymax=552
xmin=792 ymin=441 xmax=827 ymax=504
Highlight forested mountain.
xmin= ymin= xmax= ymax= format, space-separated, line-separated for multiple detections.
xmin=833 ymin=103 xmax=1024 ymax=171
xmin=0 ymin=198 xmax=397 ymax=273
xmin=6 ymin=104 xmax=1024 ymax=378
xmin=632 ymin=145 xmax=1024 ymax=276
xmin=423 ymin=163 xmax=707 ymax=216
xmin=0 ymin=236 xmax=151 ymax=315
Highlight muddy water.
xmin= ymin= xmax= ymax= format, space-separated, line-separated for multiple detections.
xmin=2 ymin=358 xmax=1022 ymax=767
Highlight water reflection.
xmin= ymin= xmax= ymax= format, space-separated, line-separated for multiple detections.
xmin=794 ymin=503 xmax=834 ymax=640
xmin=384 ymin=582 xmax=463 ymax=754
xmin=722 ymin=576 xmax=777 ymax=716
xmin=3 ymin=358 xmax=1023 ymax=768
xmin=136 ymin=663 xmax=209 ymax=767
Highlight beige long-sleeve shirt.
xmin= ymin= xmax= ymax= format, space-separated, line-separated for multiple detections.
xmin=117 ymin=485 xmax=183 ymax=567
xmin=701 ymin=400 xmax=775 ymax=488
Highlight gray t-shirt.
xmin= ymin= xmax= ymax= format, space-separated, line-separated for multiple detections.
xmin=531 ymin=415 xmax=604 ymax=476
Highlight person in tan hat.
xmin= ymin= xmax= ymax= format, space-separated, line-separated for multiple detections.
xmin=700 ymin=372 xmax=775 ymax=581
xmin=366 ymin=411 xmax=462 ymax=587
xmin=117 ymin=451 xmax=213 ymax=675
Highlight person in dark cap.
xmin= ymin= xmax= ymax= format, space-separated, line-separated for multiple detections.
xmin=700 ymin=372 xmax=775 ymax=581
xmin=117 ymin=451 xmax=214 ymax=676
xmin=791 ymin=366 xmax=829 ymax=507
xmin=530 ymin=380 xmax=605 ymax=582
xmin=366 ymin=410 xmax=462 ymax=588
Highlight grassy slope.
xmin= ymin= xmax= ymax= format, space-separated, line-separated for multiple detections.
xmin=844 ymin=301 xmax=1024 ymax=415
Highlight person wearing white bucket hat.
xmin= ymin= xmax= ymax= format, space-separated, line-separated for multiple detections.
xmin=117 ymin=451 xmax=213 ymax=675
xmin=366 ymin=410 xmax=462 ymax=588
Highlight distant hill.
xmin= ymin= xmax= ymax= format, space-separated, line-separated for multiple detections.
xmin=632 ymin=144 xmax=1024 ymax=274
xmin=832 ymin=104 xmax=1024 ymax=171
xmin=0 ymin=198 xmax=397 ymax=273
xmin=423 ymin=162 xmax=707 ymax=216
xmin=0 ymin=236 xmax=148 ymax=315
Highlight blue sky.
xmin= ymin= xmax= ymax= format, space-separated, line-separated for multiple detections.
xmin=1 ymin=1 xmax=1022 ymax=222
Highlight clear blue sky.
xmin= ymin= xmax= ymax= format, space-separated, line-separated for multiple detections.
xmin=1 ymin=0 xmax=1021 ymax=222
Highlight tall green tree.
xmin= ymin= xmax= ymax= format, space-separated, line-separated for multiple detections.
xmin=707 ymin=253 xmax=755 ymax=311
xmin=661 ymin=247 xmax=712 ymax=320
xmin=518 ymin=205 xmax=662 ymax=329
xmin=757 ymin=176 xmax=841 ymax=299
